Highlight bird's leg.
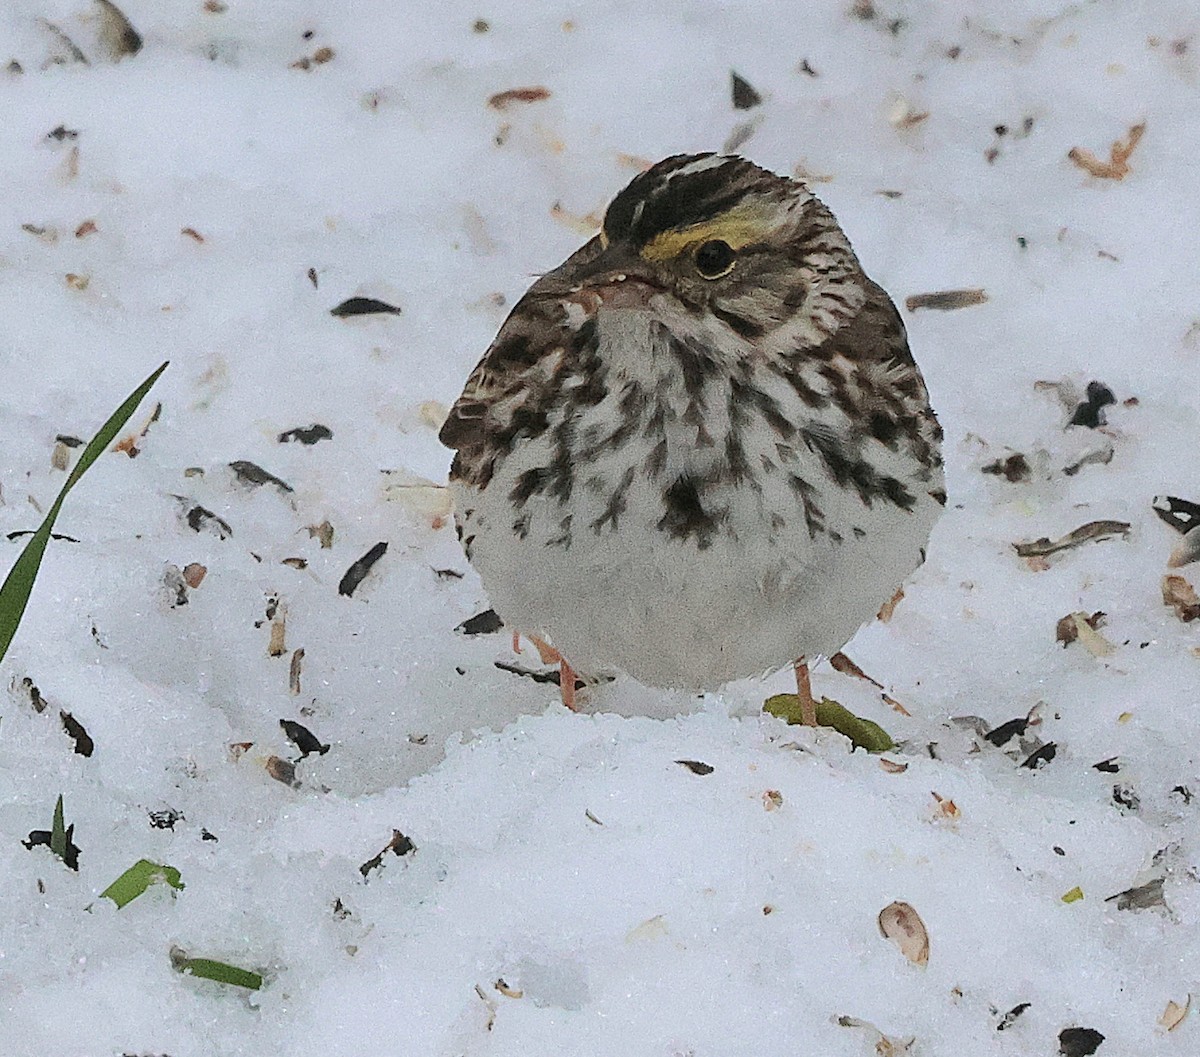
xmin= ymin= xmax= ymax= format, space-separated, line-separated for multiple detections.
xmin=528 ymin=635 xmax=580 ymax=712
xmin=794 ymin=658 xmax=818 ymax=727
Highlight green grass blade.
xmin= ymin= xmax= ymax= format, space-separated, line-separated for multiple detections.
xmin=50 ymin=794 xmax=67 ymax=861
xmin=0 ymin=361 xmax=168 ymax=666
xmin=170 ymin=948 xmax=263 ymax=990
xmin=100 ymin=858 xmax=185 ymax=909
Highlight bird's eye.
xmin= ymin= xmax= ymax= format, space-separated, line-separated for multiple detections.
xmin=693 ymin=239 xmax=736 ymax=279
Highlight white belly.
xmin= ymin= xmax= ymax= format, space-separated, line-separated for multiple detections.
xmin=452 ymin=432 xmax=939 ymax=689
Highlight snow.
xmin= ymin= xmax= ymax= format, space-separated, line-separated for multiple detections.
xmin=1 ymin=1 xmax=1198 ymax=1055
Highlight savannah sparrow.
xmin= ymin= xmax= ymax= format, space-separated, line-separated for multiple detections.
xmin=440 ymin=154 xmax=944 ymax=722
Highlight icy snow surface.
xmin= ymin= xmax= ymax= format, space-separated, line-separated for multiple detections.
xmin=1 ymin=1 xmax=1199 ymax=1055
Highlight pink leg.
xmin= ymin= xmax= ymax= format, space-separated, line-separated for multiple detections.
xmin=528 ymin=635 xmax=579 ymax=711
xmin=794 ymin=658 xmax=818 ymax=727
xmin=559 ymin=657 xmax=579 ymax=712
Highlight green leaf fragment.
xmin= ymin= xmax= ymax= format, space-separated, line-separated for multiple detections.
xmin=764 ymin=694 xmax=896 ymax=753
xmin=0 ymin=361 xmax=168 ymax=666
xmin=170 ymin=947 xmax=262 ymax=990
xmin=1062 ymin=886 xmax=1084 ymax=904
xmin=101 ymin=858 xmax=184 ymax=909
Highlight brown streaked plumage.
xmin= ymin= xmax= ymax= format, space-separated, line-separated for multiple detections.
xmin=441 ymin=154 xmax=943 ymax=719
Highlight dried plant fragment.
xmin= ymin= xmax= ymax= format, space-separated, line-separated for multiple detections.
xmin=1105 ymin=877 xmax=1165 ymax=911
xmin=494 ymin=978 xmax=523 ymax=999
xmin=1168 ymin=531 xmax=1200 ymax=569
xmin=186 ymin=504 xmax=232 ymax=539
xmin=228 ymin=741 xmax=253 ymax=761
xmin=75 ymin=219 xmax=98 ymax=238
xmin=265 ymin=755 xmax=298 ymax=787
xmin=493 ymin=660 xmax=594 ymax=690
xmin=37 ymin=18 xmax=88 ymax=66
xmin=550 ymin=200 xmax=602 ymax=235
xmin=1056 ymin=611 xmax=1116 ymax=656
xmin=1159 ymin=995 xmax=1191 ymax=1032
xmin=1112 ymin=782 xmax=1139 ymax=810
xmin=1068 ymin=381 xmax=1116 ymax=427
xmin=291 ymin=46 xmax=335 ymax=70
xmin=230 ymin=460 xmax=293 ymax=494
xmin=163 ymin=564 xmax=189 ymax=607
xmin=1022 ymin=742 xmax=1057 ymax=769
xmin=731 ymin=71 xmax=762 ymax=109
xmin=879 ymin=757 xmax=908 ymax=774
xmin=1163 ymin=575 xmax=1200 ymax=622
xmin=267 ymin=612 xmax=287 ymax=657
xmin=456 ymin=608 xmax=502 ymax=635
xmin=148 ymin=807 xmax=182 ymax=830
xmin=17 ymin=677 xmax=49 ymax=714
xmin=61 ymin=711 xmax=94 ymax=756
xmin=51 ymin=440 xmax=71 ymax=471
xmin=474 ymin=984 xmax=497 ymax=1031
xmin=1062 ymin=444 xmax=1114 ymax=477
xmin=828 ymin=652 xmax=910 ymax=714
xmin=930 ymin=791 xmax=960 ymax=821
xmin=359 ymin=829 xmax=416 ymax=878
xmin=877 ymin=901 xmax=929 ymax=966
xmin=1068 ymin=121 xmax=1145 ymax=180
xmin=836 ymin=1015 xmax=914 ymax=1055
xmin=905 ymin=289 xmax=988 ymax=312
xmin=280 ymin=718 xmax=329 ymax=758
xmin=182 ymin=563 xmax=207 ymax=588
xmin=1013 ymin=519 xmax=1130 ymax=559
xmin=676 ymin=759 xmax=714 ymax=776
xmin=381 ymin=470 xmax=452 ymax=524
xmin=114 ymin=401 xmax=162 ymax=457
xmin=288 ymin=647 xmax=304 ymax=695
xmin=722 ymin=115 xmax=763 ymax=154
xmin=763 ymin=789 xmax=783 ymax=810
xmin=1153 ymin=495 xmax=1200 ymax=535
xmin=1058 ymin=1026 xmax=1105 ymax=1056
xmin=339 ymin=541 xmax=388 ymax=597
xmin=181 ymin=227 xmax=205 ymax=243
xmin=65 ymin=273 xmax=89 ymax=290
xmin=876 ymin=586 xmax=905 ymax=622
xmin=616 ymin=152 xmax=654 ymax=171
xmin=95 ymin=0 xmax=143 ymax=60
xmin=984 ymin=716 xmax=1027 ymax=746
xmin=330 ymin=296 xmax=401 ymax=317
xmin=997 ymin=1002 xmax=1032 ymax=1030
xmin=829 ymin=651 xmax=912 ymax=713
xmin=278 ymin=424 xmax=332 ymax=445
xmin=487 ymin=86 xmax=551 ymax=109
xmin=982 ymin=452 xmax=1031 ymax=483
xmin=307 ymin=520 xmax=334 ymax=548
xmin=830 ymin=651 xmax=883 ymax=687
xmin=888 ymin=96 xmax=929 ymax=128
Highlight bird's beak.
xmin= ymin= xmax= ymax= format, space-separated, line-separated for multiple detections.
xmin=566 ymin=245 xmax=665 ymax=309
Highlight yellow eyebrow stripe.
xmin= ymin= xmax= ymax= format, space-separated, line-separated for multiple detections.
xmin=639 ymin=206 xmax=772 ymax=263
